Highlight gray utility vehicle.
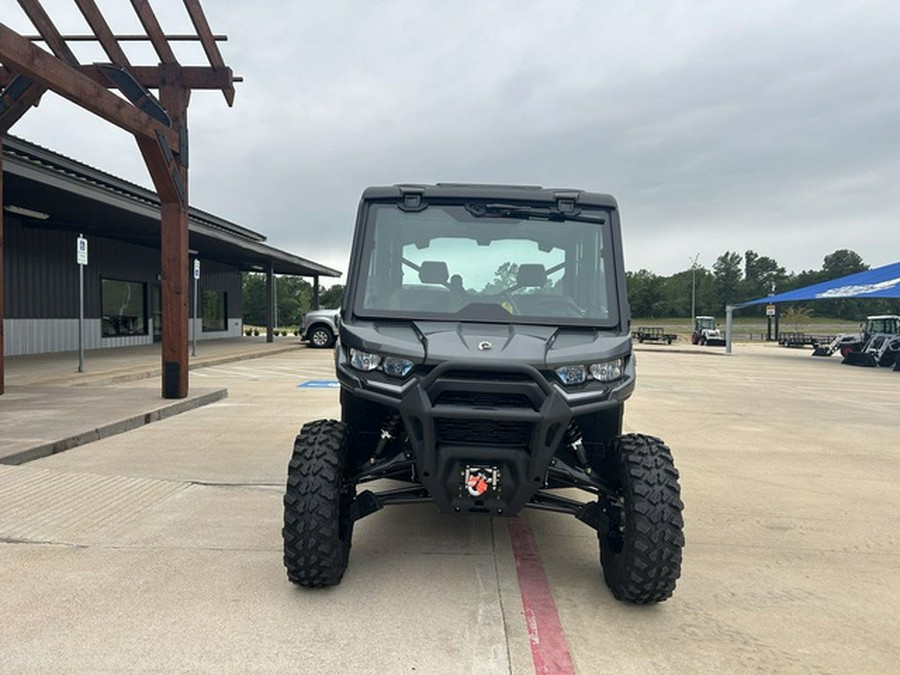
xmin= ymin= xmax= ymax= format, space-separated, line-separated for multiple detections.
xmin=282 ymin=184 xmax=684 ymax=603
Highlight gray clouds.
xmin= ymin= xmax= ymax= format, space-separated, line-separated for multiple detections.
xmin=7 ymin=1 xmax=900 ymax=278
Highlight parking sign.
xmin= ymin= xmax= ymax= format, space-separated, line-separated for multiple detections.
xmin=76 ymin=236 xmax=88 ymax=265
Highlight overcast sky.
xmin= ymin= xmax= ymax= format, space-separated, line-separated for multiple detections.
xmin=6 ymin=1 xmax=900 ymax=282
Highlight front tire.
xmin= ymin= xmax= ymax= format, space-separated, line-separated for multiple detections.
xmin=308 ymin=325 xmax=335 ymax=349
xmin=599 ymin=433 xmax=684 ymax=603
xmin=283 ymin=419 xmax=355 ymax=587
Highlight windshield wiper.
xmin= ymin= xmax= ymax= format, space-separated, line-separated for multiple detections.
xmin=464 ymin=202 xmax=605 ymax=223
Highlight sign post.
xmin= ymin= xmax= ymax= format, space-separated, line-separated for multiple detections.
xmin=192 ymin=258 xmax=200 ymax=356
xmin=76 ymin=235 xmax=88 ymax=372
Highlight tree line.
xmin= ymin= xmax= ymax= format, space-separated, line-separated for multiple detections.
xmin=627 ymin=248 xmax=897 ymax=320
xmin=242 ymin=247 xmax=898 ymax=325
xmin=241 ymin=273 xmax=344 ymax=327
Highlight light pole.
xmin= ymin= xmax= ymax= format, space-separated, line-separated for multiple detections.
xmin=689 ymin=254 xmax=700 ymax=320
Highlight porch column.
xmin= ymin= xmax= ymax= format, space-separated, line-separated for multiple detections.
xmin=265 ymin=261 xmax=274 ymax=343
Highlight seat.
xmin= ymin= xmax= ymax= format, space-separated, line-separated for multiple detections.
xmin=418 ymin=260 xmax=449 ymax=285
xmin=516 ymin=263 xmax=546 ymax=288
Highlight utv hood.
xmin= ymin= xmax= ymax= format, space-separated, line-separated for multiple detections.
xmin=344 ymin=320 xmax=631 ymax=370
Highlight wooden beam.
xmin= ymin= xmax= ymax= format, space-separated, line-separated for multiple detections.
xmin=0 ymin=65 xmax=235 ymax=91
xmin=157 ymin=64 xmax=190 ymax=398
xmin=183 ymin=0 xmax=225 ymax=67
xmin=17 ymin=0 xmax=79 ymax=65
xmin=135 ymin=135 xmax=183 ymax=205
xmin=130 ymin=0 xmax=177 ymax=64
xmin=0 ymin=73 xmax=46 ymax=134
xmin=132 ymin=65 xmax=234 ymax=90
xmin=74 ymin=0 xmax=132 ymax=66
xmin=23 ymin=34 xmax=229 ymax=43
xmin=159 ymin=199 xmax=190 ymax=397
xmin=183 ymin=0 xmax=234 ymax=105
xmin=0 ymin=23 xmax=179 ymax=150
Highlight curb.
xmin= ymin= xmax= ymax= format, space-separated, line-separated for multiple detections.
xmin=67 ymin=343 xmax=303 ymax=387
xmin=1 ymin=387 xmax=228 ymax=466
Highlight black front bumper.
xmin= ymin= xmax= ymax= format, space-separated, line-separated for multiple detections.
xmin=399 ymin=361 xmax=574 ymax=515
xmin=339 ymin=358 xmax=630 ymax=516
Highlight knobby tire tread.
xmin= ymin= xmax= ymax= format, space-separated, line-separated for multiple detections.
xmin=283 ymin=419 xmax=353 ymax=587
xmin=600 ymin=433 xmax=685 ymax=603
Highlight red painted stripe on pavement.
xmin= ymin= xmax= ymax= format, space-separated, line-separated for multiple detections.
xmin=507 ymin=516 xmax=576 ymax=675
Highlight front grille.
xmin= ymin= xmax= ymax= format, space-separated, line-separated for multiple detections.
xmin=435 ymin=391 xmax=533 ymax=409
xmin=441 ymin=369 xmax=533 ymax=382
xmin=435 ymin=418 xmax=532 ymax=446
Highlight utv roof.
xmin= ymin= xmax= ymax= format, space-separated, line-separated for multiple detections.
xmin=361 ymin=183 xmax=618 ymax=209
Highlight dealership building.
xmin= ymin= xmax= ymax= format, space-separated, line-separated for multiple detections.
xmin=2 ymin=135 xmax=340 ymax=357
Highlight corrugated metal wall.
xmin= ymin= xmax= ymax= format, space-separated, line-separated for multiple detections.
xmin=3 ymin=218 xmax=244 ymax=355
xmin=5 ymin=218 xmax=80 ymax=318
xmin=3 ymin=319 xmax=152 ymax=355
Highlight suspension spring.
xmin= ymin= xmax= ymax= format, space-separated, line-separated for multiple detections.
xmin=564 ymin=421 xmax=591 ymax=471
xmin=373 ymin=411 xmax=402 ymax=460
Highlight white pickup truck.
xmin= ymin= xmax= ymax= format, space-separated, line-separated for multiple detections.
xmin=301 ymin=308 xmax=339 ymax=348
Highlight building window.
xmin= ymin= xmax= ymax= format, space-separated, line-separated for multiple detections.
xmin=102 ymin=279 xmax=148 ymax=337
xmin=202 ymin=290 xmax=227 ymax=332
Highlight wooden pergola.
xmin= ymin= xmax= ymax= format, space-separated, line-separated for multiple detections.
xmin=0 ymin=0 xmax=238 ymax=398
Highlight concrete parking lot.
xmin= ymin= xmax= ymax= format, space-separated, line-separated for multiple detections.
xmin=1 ymin=343 xmax=898 ymax=673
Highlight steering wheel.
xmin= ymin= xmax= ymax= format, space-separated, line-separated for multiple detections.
xmin=531 ymin=295 xmax=585 ymax=318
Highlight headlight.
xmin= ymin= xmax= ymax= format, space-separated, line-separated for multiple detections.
xmin=350 ymin=349 xmax=381 ymax=371
xmin=555 ymin=365 xmax=587 ymax=385
xmin=555 ymin=358 xmax=624 ymax=385
xmin=350 ymin=349 xmax=414 ymax=379
xmin=590 ymin=358 xmax=623 ymax=382
xmin=382 ymin=356 xmax=414 ymax=378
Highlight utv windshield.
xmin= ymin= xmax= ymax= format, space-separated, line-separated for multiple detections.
xmin=352 ymin=202 xmax=619 ymax=326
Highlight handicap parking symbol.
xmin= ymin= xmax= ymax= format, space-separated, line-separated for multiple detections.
xmin=298 ymin=380 xmax=340 ymax=389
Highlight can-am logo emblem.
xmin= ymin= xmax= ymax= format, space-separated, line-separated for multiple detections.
xmin=478 ymin=341 xmax=493 ymax=351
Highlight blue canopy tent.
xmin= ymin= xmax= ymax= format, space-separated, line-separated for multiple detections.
xmin=725 ymin=261 xmax=900 ymax=352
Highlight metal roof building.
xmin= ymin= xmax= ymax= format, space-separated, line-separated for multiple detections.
xmin=2 ymin=135 xmax=340 ymax=357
